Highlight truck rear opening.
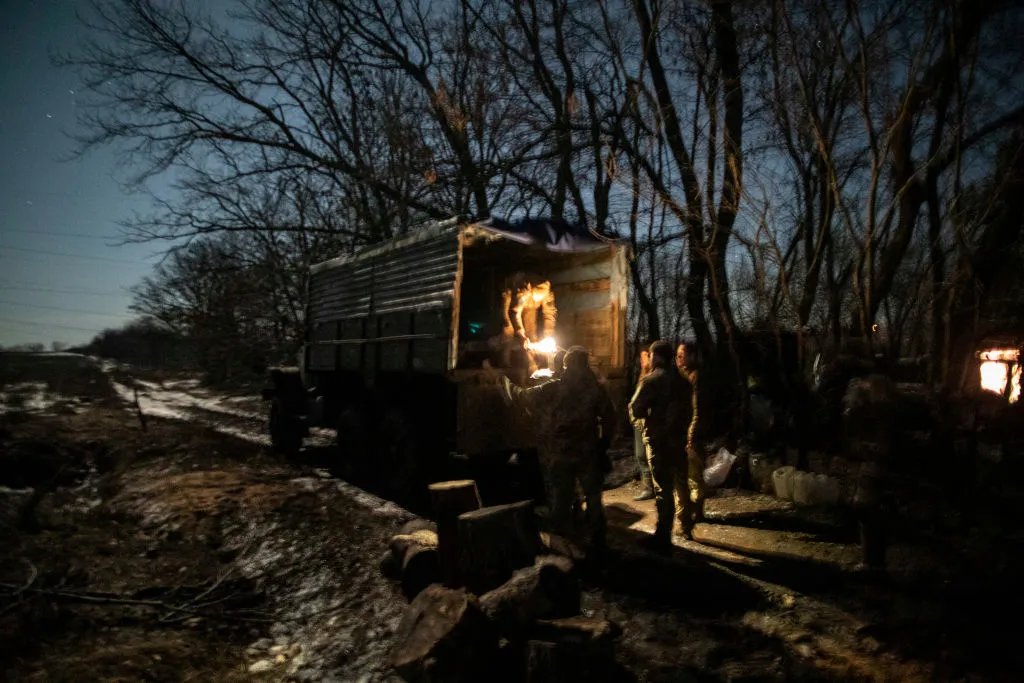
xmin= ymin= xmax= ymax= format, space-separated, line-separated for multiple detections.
xmin=268 ymin=218 xmax=629 ymax=497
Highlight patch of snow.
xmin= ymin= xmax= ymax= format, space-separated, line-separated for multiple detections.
xmin=214 ymin=424 xmax=271 ymax=447
xmin=25 ymin=352 xmax=86 ymax=358
xmin=334 ymin=481 xmax=412 ymax=519
xmin=107 ymin=374 xmax=274 ymax=445
xmin=110 ymin=379 xmax=191 ymax=420
xmin=131 ymin=383 xmax=262 ymax=420
xmin=162 ymin=378 xmax=202 ymax=390
xmin=0 ymin=382 xmax=66 ymax=415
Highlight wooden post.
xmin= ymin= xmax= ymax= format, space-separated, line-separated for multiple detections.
xmin=428 ymin=480 xmax=482 ymax=586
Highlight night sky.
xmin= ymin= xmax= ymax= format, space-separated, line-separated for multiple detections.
xmin=0 ymin=1 xmax=169 ymax=348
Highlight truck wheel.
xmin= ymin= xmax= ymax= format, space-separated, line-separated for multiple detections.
xmin=270 ymin=399 xmax=302 ymax=454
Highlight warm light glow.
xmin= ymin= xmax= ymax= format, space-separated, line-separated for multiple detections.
xmin=979 ymin=348 xmax=1020 ymax=362
xmin=1011 ymin=364 xmax=1021 ymax=405
xmin=530 ymin=368 xmax=554 ymax=380
xmin=528 ymin=336 xmax=558 ymax=354
xmin=532 ymin=291 xmax=546 ymax=303
xmin=980 ymin=361 xmax=1009 ymax=395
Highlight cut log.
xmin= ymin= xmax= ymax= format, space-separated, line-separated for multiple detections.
xmin=457 ymin=500 xmax=540 ymax=594
xmin=538 ymin=531 xmax=586 ymax=562
xmin=531 ymin=615 xmax=621 ymax=646
xmin=525 ymin=617 xmax=621 ymax=682
xmin=389 ymin=529 xmax=441 ymax=601
xmin=428 ymin=480 xmax=482 ymax=586
xmin=379 ymin=549 xmax=401 ymax=580
xmin=400 ymin=547 xmax=441 ymax=601
xmin=398 ymin=518 xmax=438 ymax=537
xmin=479 ymin=555 xmax=579 ymax=636
xmin=389 ymin=584 xmax=498 ymax=682
xmin=389 ymin=528 xmax=439 ymax=558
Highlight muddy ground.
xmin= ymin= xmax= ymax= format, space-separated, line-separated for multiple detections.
xmin=2 ymin=352 xmax=1022 ymax=681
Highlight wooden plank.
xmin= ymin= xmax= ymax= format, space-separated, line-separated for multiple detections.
xmin=564 ymin=277 xmax=610 ymax=293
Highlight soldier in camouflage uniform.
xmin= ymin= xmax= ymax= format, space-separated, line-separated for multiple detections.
xmin=503 ymin=346 xmax=616 ymax=547
xmin=676 ymin=341 xmax=705 ymax=530
xmin=842 ymin=374 xmax=897 ymax=571
xmin=629 ymin=341 xmax=696 ymax=549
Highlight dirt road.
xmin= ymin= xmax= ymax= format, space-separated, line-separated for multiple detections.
xmin=2 ymin=352 xmax=1020 ymax=681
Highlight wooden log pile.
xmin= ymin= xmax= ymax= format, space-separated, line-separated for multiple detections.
xmin=383 ymin=480 xmax=622 ymax=682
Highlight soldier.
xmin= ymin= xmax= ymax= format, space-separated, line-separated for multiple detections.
xmin=501 ymin=273 xmax=557 ymax=376
xmin=632 ymin=347 xmax=655 ymax=500
xmin=502 ymin=346 xmax=615 ymax=549
xmin=676 ymin=341 xmax=705 ymax=529
xmin=629 ymin=341 xmax=695 ymax=551
xmin=842 ymin=373 xmax=897 ymax=572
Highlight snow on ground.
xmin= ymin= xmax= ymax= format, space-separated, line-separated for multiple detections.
xmin=104 ymin=366 xmax=334 ymax=451
xmin=0 ymin=381 xmax=69 ymax=415
xmin=128 ymin=378 xmax=263 ymax=420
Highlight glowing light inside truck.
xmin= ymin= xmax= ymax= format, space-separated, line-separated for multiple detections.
xmin=978 ymin=348 xmax=1021 ymax=401
xmin=527 ymin=336 xmax=558 ymax=354
xmin=979 ymin=348 xmax=1020 ymax=362
xmin=980 ymin=361 xmax=1008 ymax=395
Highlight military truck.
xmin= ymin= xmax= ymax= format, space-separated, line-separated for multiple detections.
xmin=263 ymin=217 xmax=630 ymax=491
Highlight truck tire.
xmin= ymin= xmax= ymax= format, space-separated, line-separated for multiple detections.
xmin=270 ymin=399 xmax=302 ymax=454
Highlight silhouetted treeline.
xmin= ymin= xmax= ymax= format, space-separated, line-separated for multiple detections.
xmin=63 ymin=0 xmax=1024 ymax=397
xmin=78 ymin=320 xmax=195 ymax=373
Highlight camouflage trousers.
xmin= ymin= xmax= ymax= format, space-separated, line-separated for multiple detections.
xmin=542 ymin=452 xmax=606 ymax=546
xmin=646 ymin=438 xmax=705 ymax=539
xmin=634 ymin=427 xmax=653 ymax=488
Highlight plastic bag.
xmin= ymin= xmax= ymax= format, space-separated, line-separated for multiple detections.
xmin=704 ymin=447 xmax=737 ymax=488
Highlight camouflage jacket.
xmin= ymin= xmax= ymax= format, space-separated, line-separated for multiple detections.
xmin=629 ymin=367 xmax=693 ymax=448
xmin=504 ymin=373 xmax=615 ymax=460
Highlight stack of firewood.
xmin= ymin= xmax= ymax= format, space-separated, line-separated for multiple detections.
xmin=380 ymin=480 xmax=621 ymax=682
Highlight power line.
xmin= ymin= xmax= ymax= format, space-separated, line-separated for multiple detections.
xmin=0 ymin=317 xmax=106 ymax=333
xmin=0 ymin=245 xmax=145 ymax=265
xmin=0 ymin=300 xmax=129 ymax=319
xmin=0 ymin=285 xmax=127 ymax=297
xmin=2 ymin=228 xmax=122 ymax=240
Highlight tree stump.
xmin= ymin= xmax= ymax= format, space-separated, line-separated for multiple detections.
xmin=457 ymin=499 xmax=540 ymax=594
xmin=428 ymin=480 xmax=482 ymax=586
xmin=389 ymin=584 xmax=498 ymax=682
xmin=389 ymin=528 xmax=441 ymax=601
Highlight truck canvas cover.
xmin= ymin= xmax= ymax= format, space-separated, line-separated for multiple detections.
xmin=305 ymin=217 xmax=628 ymax=376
